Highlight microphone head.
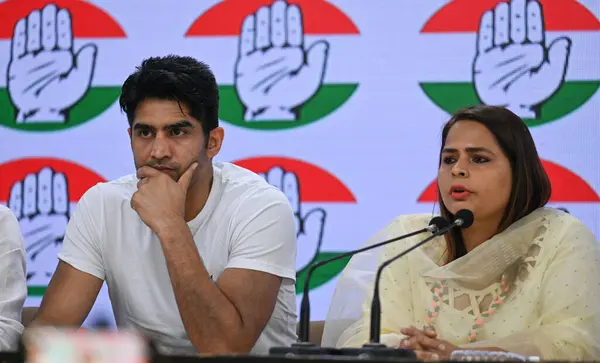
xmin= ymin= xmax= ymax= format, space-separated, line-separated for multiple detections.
xmin=429 ymin=216 xmax=450 ymax=231
xmin=454 ymin=209 xmax=474 ymax=228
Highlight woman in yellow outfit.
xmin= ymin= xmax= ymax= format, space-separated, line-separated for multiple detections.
xmin=322 ymin=105 xmax=600 ymax=361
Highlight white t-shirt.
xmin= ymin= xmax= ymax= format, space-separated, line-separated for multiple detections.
xmin=0 ymin=205 xmax=27 ymax=351
xmin=58 ymin=162 xmax=298 ymax=355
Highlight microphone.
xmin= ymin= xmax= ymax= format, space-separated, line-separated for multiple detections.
xmin=269 ymin=216 xmax=450 ymax=356
xmin=366 ymin=209 xmax=474 ymax=346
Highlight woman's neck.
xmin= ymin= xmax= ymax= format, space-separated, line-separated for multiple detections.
xmin=461 ymin=218 xmax=500 ymax=252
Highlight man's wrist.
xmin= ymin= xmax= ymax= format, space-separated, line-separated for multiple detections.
xmin=154 ymin=215 xmax=188 ymax=242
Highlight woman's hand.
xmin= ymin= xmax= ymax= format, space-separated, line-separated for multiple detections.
xmin=400 ymin=326 xmax=460 ymax=361
xmin=398 ymin=326 xmax=437 ymax=351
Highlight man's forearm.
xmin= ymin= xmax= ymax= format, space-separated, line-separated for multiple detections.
xmin=156 ymin=219 xmax=248 ymax=353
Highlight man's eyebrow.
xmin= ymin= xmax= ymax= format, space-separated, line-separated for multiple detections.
xmin=132 ymin=120 xmax=194 ymax=131
xmin=132 ymin=122 xmax=153 ymax=131
xmin=164 ymin=121 xmax=194 ymax=130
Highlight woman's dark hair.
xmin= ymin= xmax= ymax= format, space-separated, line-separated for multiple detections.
xmin=438 ymin=105 xmax=551 ymax=261
xmin=118 ymin=55 xmax=219 ymax=143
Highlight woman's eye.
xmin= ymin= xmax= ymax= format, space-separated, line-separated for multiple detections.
xmin=472 ymin=156 xmax=489 ymax=163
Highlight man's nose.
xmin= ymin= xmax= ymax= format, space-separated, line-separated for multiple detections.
xmin=150 ymin=135 xmax=171 ymax=160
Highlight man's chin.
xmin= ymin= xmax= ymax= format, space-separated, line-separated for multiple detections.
xmin=153 ymin=168 xmax=180 ymax=180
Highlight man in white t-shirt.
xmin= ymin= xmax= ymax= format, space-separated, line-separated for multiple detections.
xmin=30 ymin=55 xmax=298 ymax=355
xmin=0 ymin=205 xmax=27 ymax=351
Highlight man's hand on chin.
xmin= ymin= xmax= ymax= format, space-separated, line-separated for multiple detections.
xmin=130 ymin=162 xmax=197 ymax=233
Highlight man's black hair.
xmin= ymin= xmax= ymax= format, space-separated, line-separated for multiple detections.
xmin=119 ymin=55 xmax=219 ymax=139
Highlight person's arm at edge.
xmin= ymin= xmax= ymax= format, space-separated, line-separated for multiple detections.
xmin=0 ymin=207 xmax=27 ymax=351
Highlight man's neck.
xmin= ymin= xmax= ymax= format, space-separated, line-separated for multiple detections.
xmin=183 ymin=165 xmax=214 ymax=222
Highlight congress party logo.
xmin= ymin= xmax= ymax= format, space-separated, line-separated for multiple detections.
xmin=0 ymin=0 xmax=126 ymax=132
xmin=186 ymin=0 xmax=360 ymax=130
xmin=233 ymin=156 xmax=357 ymax=293
xmin=0 ymin=158 xmax=106 ymax=296
xmin=418 ymin=159 xmax=600 ymax=205
xmin=420 ymin=0 xmax=600 ymax=126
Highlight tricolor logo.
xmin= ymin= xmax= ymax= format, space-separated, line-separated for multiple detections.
xmin=419 ymin=0 xmax=600 ymax=126
xmin=186 ymin=0 xmax=360 ymax=130
xmin=0 ymin=0 xmax=126 ymax=132
xmin=233 ymin=156 xmax=356 ymax=293
xmin=418 ymin=159 xmax=600 ymax=208
xmin=0 ymin=157 xmax=106 ymax=296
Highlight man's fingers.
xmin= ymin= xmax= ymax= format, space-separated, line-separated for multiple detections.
xmin=270 ymin=0 xmax=286 ymax=47
xmin=41 ymin=4 xmax=58 ymax=51
xmin=177 ymin=162 xmax=198 ymax=190
xmin=255 ymin=6 xmax=270 ymax=49
xmin=37 ymin=167 xmax=53 ymax=215
xmin=27 ymin=10 xmax=42 ymax=53
xmin=136 ymin=166 xmax=162 ymax=180
xmin=286 ymin=4 xmax=303 ymax=47
xmin=526 ymin=0 xmax=544 ymax=43
xmin=11 ymin=18 xmax=26 ymax=59
xmin=56 ymin=8 xmax=73 ymax=50
xmin=494 ymin=2 xmax=509 ymax=46
xmin=510 ymin=0 xmax=526 ymax=44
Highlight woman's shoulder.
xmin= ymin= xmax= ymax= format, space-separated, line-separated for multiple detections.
xmin=382 ymin=213 xmax=446 ymax=256
xmin=533 ymin=207 xmax=598 ymax=249
xmin=387 ymin=213 xmax=436 ymax=231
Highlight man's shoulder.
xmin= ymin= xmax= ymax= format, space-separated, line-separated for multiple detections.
xmin=215 ymin=162 xmax=287 ymax=206
xmin=0 ymin=205 xmax=20 ymax=230
xmin=78 ymin=174 xmax=138 ymax=209
xmin=0 ymin=205 xmax=24 ymax=250
xmin=0 ymin=204 xmax=15 ymax=219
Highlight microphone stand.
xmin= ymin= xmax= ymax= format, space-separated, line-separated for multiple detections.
xmin=368 ymin=223 xmax=456 ymax=345
xmin=269 ymin=219 xmax=446 ymax=357
xmin=336 ymin=224 xmax=456 ymax=360
xmin=352 ymin=210 xmax=473 ymax=357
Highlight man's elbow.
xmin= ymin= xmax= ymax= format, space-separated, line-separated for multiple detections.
xmin=190 ymin=333 xmax=256 ymax=355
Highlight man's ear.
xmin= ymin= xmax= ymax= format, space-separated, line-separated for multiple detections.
xmin=206 ymin=127 xmax=224 ymax=158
